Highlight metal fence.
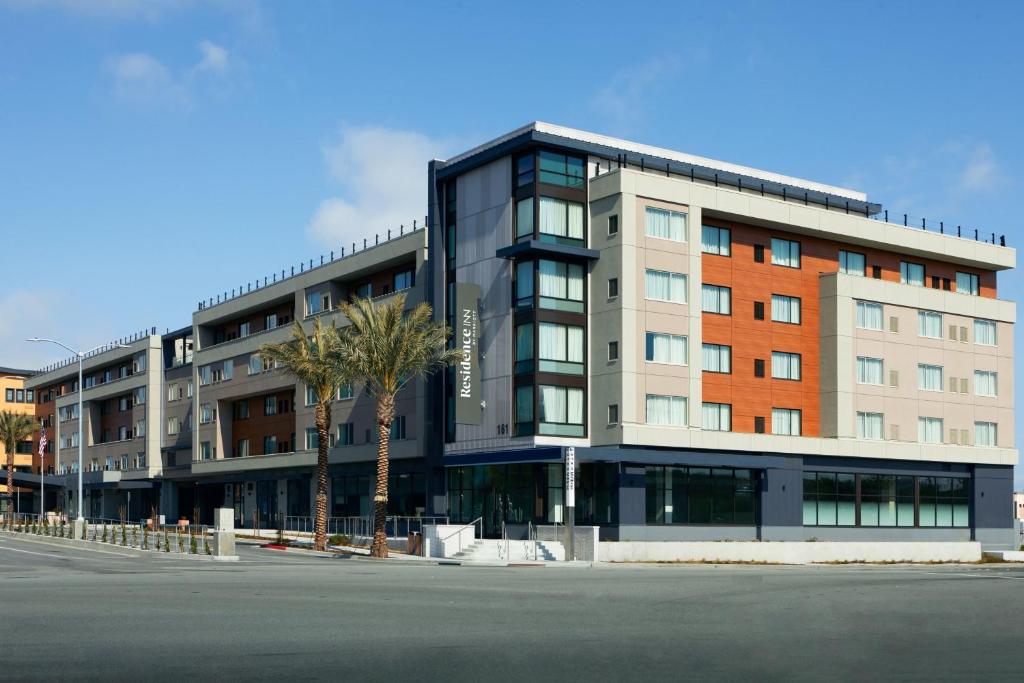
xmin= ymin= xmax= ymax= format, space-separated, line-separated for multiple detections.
xmin=1 ymin=513 xmax=213 ymax=556
xmin=281 ymin=515 xmax=448 ymax=540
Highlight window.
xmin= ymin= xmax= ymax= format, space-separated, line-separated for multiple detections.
xmin=338 ymin=423 xmax=354 ymax=446
xmin=701 ymin=285 xmax=731 ymax=315
xmin=856 ymin=301 xmax=883 ymax=330
xmin=917 ymin=311 xmax=942 ymax=338
xmin=187 ymin=379 xmax=194 ymax=398
xmin=607 ymin=341 xmax=619 ymax=361
xmin=644 ymin=206 xmax=686 ymax=242
xmin=646 ymin=466 xmax=756 ymax=525
xmin=701 ymin=225 xmax=731 ymax=256
xmin=265 ymin=313 xmax=278 ymax=330
xmin=305 ymin=385 xmax=318 ymax=406
xmin=134 ymin=387 xmax=146 ymax=405
xmin=537 ymin=260 xmax=585 ymax=312
xmin=239 ymin=322 xmax=251 ymax=338
xmin=337 ymin=383 xmax=354 ymax=400
xmin=249 ymin=354 xmax=262 ymax=376
xmin=264 ymin=396 xmax=277 ymax=416
xmin=753 ymin=301 xmax=765 ymax=320
xmin=4 ymin=388 xmax=12 ymax=402
xmin=538 ymin=385 xmax=585 ymax=437
xmin=118 ymin=397 xmax=130 ymax=412
xmin=974 ymin=370 xmax=997 ymax=397
xmin=645 ymin=332 xmax=687 ymax=365
xmin=607 ymin=215 xmax=618 ymax=236
xmin=608 ymin=404 xmax=619 ymax=424
xmin=607 ymin=278 xmax=618 ymax=298
xmin=200 ymin=403 xmax=214 ymax=424
xmin=516 ymin=197 xmax=534 ymax=239
xmin=856 ymin=412 xmax=884 ymax=440
xmin=918 ymin=417 xmax=943 ymax=444
xmin=537 ymin=150 xmax=584 ymax=188
xmin=236 ymin=439 xmax=250 ymax=458
xmin=754 ymin=358 xmax=765 ymax=378
xmin=802 ymin=472 xmax=857 ymax=526
xmin=514 ymin=385 xmax=534 ymax=436
xmin=839 ymin=250 xmax=866 ymax=276
xmin=232 ymin=400 xmax=249 ymax=420
xmin=974 ymin=320 xmax=997 ymax=346
xmin=538 ymin=197 xmax=584 ymax=244
xmin=919 ymin=477 xmax=969 ymax=527
xmin=917 ymin=364 xmax=943 ymax=392
xmin=645 ymin=395 xmax=687 ymax=426
xmin=263 ymin=436 xmax=277 ymax=454
xmin=515 ymin=261 xmax=534 ymax=309
xmin=353 ymin=282 xmax=372 ymax=299
xmin=856 ymin=357 xmax=884 ymax=385
xmin=771 ymin=294 xmax=801 ymax=324
xmin=538 ymin=322 xmax=585 ymax=374
xmin=199 ymin=365 xmax=212 ymax=386
xmin=754 ymin=244 xmax=765 ymax=263
xmin=975 ymin=421 xmax=997 ymax=447
xmin=771 ymin=352 xmax=801 ymax=381
xmin=644 ymin=269 xmax=687 ymax=303
xmin=394 ymin=270 xmax=414 ymax=291
xmin=702 ymin=402 xmax=731 ymax=431
xmin=772 ymin=408 xmax=801 ymax=436
xmin=516 ymin=153 xmax=535 ymax=187
xmin=900 ymin=261 xmax=925 ymax=286
xmin=390 ymin=415 xmax=406 ymax=441
xmin=515 ymin=323 xmax=533 ymax=374
xmin=167 ymin=417 xmax=180 ymax=436
xmin=956 ymin=272 xmax=979 ymax=296
xmin=306 ymin=290 xmax=328 ymax=316
xmin=702 ymin=343 xmax=731 ymax=373
xmin=771 ymin=238 xmax=800 ymax=268
xmin=306 ymin=427 xmax=336 ymax=450
xmin=199 ymin=441 xmax=212 ymax=461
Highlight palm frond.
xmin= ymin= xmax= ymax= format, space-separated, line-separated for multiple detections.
xmin=0 ymin=410 xmax=36 ymax=455
xmin=259 ymin=318 xmax=352 ymax=404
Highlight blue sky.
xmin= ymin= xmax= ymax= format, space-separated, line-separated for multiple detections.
xmin=1 ymin=1 xmax=1021 ymax=483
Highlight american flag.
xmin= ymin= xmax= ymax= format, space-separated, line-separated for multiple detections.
xmin=38 ymin=428 xmax=47 ymax=457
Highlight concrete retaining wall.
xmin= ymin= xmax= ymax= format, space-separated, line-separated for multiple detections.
xmin=598 ymin=541 xmax=982 ymax=564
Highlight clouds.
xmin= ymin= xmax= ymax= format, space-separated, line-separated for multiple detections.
xmin=105 ymin=40 xmax=232 ymax=107
xmin=0 ymin=0 xmax=190 ymax=21
xmin=956 ymin=143 xmax=1001 ymax=194
xmin=307 ymin=125 xmax=453 ymax=248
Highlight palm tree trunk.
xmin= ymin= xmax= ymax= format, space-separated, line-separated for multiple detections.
xmin=314 ymin=402 xmax=331 ymax=552
xmin=6 ymin=445 xmax=14 ymax=524
xmin=370 ymin=393 xmax=395 ymax=558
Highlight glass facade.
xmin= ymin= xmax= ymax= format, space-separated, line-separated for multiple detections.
xmin=803 ymin=471 xmax=969 ymax=527
xmin=645 ymin=466 xmax=757 ymax=525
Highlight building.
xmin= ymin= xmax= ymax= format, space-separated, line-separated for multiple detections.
xmin=1015 ymin=491 xmax=1024 ymax=521
xmin=22 ymin=121 xmax=1019 ymax=549
xmin=1 ymin=366 xmax=36 ymax=514
xmin=428 ymin=122 xmax=1017 ymax=548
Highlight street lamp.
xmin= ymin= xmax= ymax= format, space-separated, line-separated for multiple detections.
xmin=27 ymin=338 xmax=128 ymax=522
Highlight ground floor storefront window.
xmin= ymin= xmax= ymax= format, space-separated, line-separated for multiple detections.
xmin=803 ymin=471 xmax=969 ymax=527
xmin=448 ymin=463 xmax=564 ymax=536
xmin=644 ymin=466 xmax=757 ymax=525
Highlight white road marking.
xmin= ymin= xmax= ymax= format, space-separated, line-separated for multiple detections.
xmin=0 ymin=544 xmax=64 ymax=559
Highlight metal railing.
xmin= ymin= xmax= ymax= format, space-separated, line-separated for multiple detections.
xmin=281 ymin=515 xmax=449 ymax=540
xmin=439 ymin=517 xmax=482 ymax=556
xmin=0 ymin=514 xmax=213 ymax=555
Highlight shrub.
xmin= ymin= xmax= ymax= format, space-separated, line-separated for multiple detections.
xmin=163 ymin=530 xmax=170 ymax=552
xmin=121 ymin=525 xmax=127 ymax=546
xmin=101 ymin=524 xmax=107 ymax=543
xmin=190 ymin=531 xmax=198 ymax=555
xmin=204 ymin=537 xmax=212 ymax=555
xmin=327 ymin=534 xmax=351 ymax=547
xmin=177 ymin=534 xmax=185 ymax=553
xmin=142 ymin=526 xmax=149 ymax=550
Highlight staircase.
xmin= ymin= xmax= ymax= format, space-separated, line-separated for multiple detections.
xmin=451 ymin=538 xmax=566 ymax=564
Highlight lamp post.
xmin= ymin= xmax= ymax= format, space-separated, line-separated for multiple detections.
xmin=27 ymin=338 xmax=128 ymax=521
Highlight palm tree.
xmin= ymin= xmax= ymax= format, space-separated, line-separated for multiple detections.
xmin=260 ymin=318 xmax=349 ymax=551
xmin=337 ymin=293 xmax=461 ymax=558
xmin=0 ymin=411 xmax=36 ymax=523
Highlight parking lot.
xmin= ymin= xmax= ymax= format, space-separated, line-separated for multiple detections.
xmin=2 ymin=533 xmax=1024 ymax=681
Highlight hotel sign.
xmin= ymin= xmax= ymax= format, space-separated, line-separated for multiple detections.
xmin=454 ymin=283 xmax=482 ymax=425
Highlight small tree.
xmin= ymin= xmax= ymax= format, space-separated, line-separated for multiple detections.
xmin=163 ymin=530 xmax=170 ymax=552
xmin=204 ymin=536 xmax=212 ymax=555
xmin=190 ymin=530 xmax=197 ymax=554
xmin=101 ymin=523 xmax=107 ymax=543
xmin=142 ymin=526 xmax=149 ymax=550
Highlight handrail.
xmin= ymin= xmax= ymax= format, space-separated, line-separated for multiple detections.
xmin=439 ymin=516 xmax=482 ymax=556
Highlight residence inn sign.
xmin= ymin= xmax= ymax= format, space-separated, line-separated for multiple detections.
xmin=454 ymin=282 xmax=481 ymax=425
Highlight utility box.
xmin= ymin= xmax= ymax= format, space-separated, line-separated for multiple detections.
xmin=214 ymin=507 xmax=234 ymax=532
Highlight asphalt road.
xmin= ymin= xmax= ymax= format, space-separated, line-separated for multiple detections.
xmin=2 ymin=533 xmax=1023 ymax=682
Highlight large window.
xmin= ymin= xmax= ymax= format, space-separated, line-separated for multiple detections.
xmin=701 ymin=225 xmax=730 ymax=256
xmin=771 ymin=238 xmax=800 ymax=268
xmin=856 ymin=412 xmax=884 ymax=440
xmin=515 ymin=261 xmax=534 ymax=308
xmin=839 ymin=250 xmax=866 ymax=276
xmin=701 ymin=284 xmax=731 ymax=315
xmin=856 ymin=357 xmax=883 ymax=385
xmin=771 ymin=294 xmax=801 ymax=324
xmin=515 ymin=385 xmax=534 ymax=436
xmin=536 ymin=260 xmax=585 ymax=312
xmin=515 ymin=323 xmax=534 ymax=374
xmin=956 ymin=272 xmax=979 ymax=296
xmin=645 ymin=394 xmax=687 ymax=426
xmin=538 ymin=197 xmax=584 ymax=244
xmin=702 ymin=402 xmax=731 ymax=431
xmin=771 ymin=351 xmax=801 ymax=380
xmin=537 ymin=322 xmax=585 ymax=375
xmin=856 ymin=301 xmax=883 ymax=330
xmin=516 ymin=197 xmax=533 ymax=239
xmin=974 ymin=319 xmax=997 ymax=346
xmin=975 ymin=421 xmax=997 ymax=447
xmin=974 ymin=370 xmax=997 ymax=397
xmin=918 ymin=416 xmax=943 ymax=443
xmin=917 ymin=364 xmax=943 ymax=392
xmin=803 ymin=472 xmax=857 ymax=526
xmin=538 ymin=385 xmax=584 ymax=437
xmin=644 ymin=207 xmax=686 ymax=242
xmin=645 ymin=332 xmax=687 ymax=365
xmin=701 ymin=343 xmax=731 ymax=373
xmin=805 ymin=471 xmax=968 ymax=528
xmin=645 ymin=466 xmax=756 ymax=525
xmin=537 ymin=150 xmax=584 ymax=188
xmin=900 ymin=261 xmax=925 ymax=286
xmin=919 ymin=477 xmax=969 ymax=527
xmin=772 ymin=408 xmax=801 ymax=436
xmin=644 ymin=269 xmax=687 ymax=303
xmin=918 ymin=311 xmax=942 ymax=338
xmin=516 ymin=154 xmax=535 ymax=187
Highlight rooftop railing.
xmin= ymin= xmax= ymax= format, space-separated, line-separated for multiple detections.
xmin=35 ymin=327 xmax=158 ymax=376
xmin=196 ymin=220 xmax=426 ymax=313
